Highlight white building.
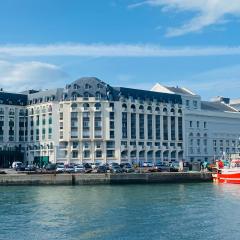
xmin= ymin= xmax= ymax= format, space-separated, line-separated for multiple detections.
xmin=1 ymin=77 xmax=240 ymax=167
xmin=152 ymin=84 xmax=240 ymax=163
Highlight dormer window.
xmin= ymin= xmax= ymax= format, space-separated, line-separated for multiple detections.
xmin=97 ymin=83 xmax=102 ymax=89
xmin=85 ymin=84 xmax=91 ymax=89
xmin=74 ymin=84 xmax=79 ymax=90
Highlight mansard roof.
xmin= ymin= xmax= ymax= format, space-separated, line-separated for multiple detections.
xmin=115 ymin=87 xmax=182 ymax=104
xmin=64 ymin=77 xmax=182 ymax=104
xmin=201 ymin=101 xmax=238 ymax=112
xmin=0 ymin=92 xmax=27 ymax=106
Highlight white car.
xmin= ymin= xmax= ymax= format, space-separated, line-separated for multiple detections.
xmin=143 ymin=162 xmax=153 ymax=167
xmin=56 ymin=165 xmax=65 ymax=173
xmin=74 ymin=164 xmax=85 ymax=173
xmin=12 ymin=161 xmax=23 ymax=169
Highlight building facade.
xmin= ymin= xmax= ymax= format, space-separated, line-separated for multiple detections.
xmin=0 ymin=91 xmax=27 ymax=167
xmin=152 ymin=84 xmax=240 ymax=163
xmin=0 ymin=77 xmax=240 ymax=167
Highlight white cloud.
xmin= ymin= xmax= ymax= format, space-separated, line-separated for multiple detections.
xmin=129 ymin=0 xmax=240 ymax=37
xmin=0 ymin=60 xmax=69 ymax=92
xmin=1 ymin=43 xmax=240 ymax=57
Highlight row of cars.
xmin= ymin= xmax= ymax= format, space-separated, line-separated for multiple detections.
xmin=11 ymin=161 xmax=180 ymax=173
xmin=55 ymin=162 xmax=135 ymax=174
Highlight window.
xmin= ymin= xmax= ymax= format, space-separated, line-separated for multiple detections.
xmin=122 ymin=112 xmax=128 ymax=139
xmin=83 ymin=150 xmax=90 ymax=158
xmin=155 ymin=115 xmax=160 ymax=140
xmin=107 ymin=150 xmax=115 ymax=158
xmin=48 ymin=114 xmax=52 ymax=124
xmin=110 ymin=131 xmax=115 ymax=139
xmin=95 ymin=103 xmax=101 ymax=110
xmin=190 ymin=121 xmax=192 ymax=128
xmin=139 ymin=114 xmax=144 ymax=139
xmin=131 ymin=113 xmax=136 ymax=139
xmin=96 ymin=150 xmax=102 ymax=158
xmin=72 ymin=151 xmax=78 ymax=158
xmin=83 ymin=142 xmax=89 ymax=149
xmin=163 ymin=116 xmax=168 ymax=140
xmin=178 ymin=117 xmax=183 ymax=141
xmin=186 ymin=100 xmax=190 ymax=107
xmin=96 ymin=142 xmax=101 ymax=148
xmin=204 ymin=122 xmax=207 ymax=128
xmin=107 ymin=141 xmax=115 ymax=148
xmin=171 ymin=116 xmax=175 ymax=140
xmin=147 ymin=115 xmax=153 ymax=140
xmin=193 ymin=101 xmax=198 ymax=108
xmin=85 ymin=84 xmax=91 ymax=89
xmin=83 ymin=103 xmax=90 ymax=111
xmin=197 ymin=121 xmax=199 ymax=128
xmin=72 ymin=142 xmax=78 ymax=148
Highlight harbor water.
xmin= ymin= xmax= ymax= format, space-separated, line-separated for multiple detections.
xmin=1 ymin=183 xmax=240 ymax=240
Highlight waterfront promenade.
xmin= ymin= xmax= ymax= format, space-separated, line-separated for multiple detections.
xmin=0 ymin=172 xmax=212 ymax=185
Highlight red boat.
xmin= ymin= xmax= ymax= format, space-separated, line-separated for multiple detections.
xmin=213 ymin=159 xmax=240 ymax=184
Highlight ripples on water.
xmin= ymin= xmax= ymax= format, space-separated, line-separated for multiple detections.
xmin=0 ymin=183 xmax=240 ymax=240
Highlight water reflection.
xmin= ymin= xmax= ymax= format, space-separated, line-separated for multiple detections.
xmin=0 ymin=183 xmax=240 ymax=240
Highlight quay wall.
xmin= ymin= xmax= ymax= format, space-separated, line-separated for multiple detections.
xmin=0 ymin=172 xmax=212 ymax=186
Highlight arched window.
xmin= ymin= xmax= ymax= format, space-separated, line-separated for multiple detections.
xmin=85 ymin=84 xmax=91 ymax=89
xmin=71 ymin=92 xmax=79 ymax=100
xmin=0 ymin=108 xmax=5 ymax=114
xmin=83 ymin=92 xmax=90 ymax=98
xmin=97 ymin=83 xmax=102 ymax=89
xmin=74 ymin=84 xmax=79 ymax=90
xmin=71 ymin=103 xmax=78 ymax=109
xmin=139 ymin=105 xmax=144 ymax=111
xmin=131 ymin=104 xmax=136 ymax=111
xmin=147 ymin=106 xmax=152 ymax=111
xmin=204 ymin=133 xmax=207 ymax=138
xmin=95 ymin=103 xmax=101 ymax=110
xmin=122 ymin=103 xmax=127 ymax=111
xmin=155 ymin=106 xmax=160 ymax=112
xmin=178 ymin=109 xmax=182 ymax=114
xmin=83 ymin=103 xmax=90 ymax=110
xmin=163 ymin=107 xmax=167 ymax=113
xmin=171 ymin=108 xmax=175 ymax=114
xmin=189 ymin=132 xmax=193 ymax=137
xmin=9 ymin=108 xmax=15 ymax=115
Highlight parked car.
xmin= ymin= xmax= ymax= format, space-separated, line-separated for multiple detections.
xmin=12 ymin=161 xmax=23 ymax=169
xmin=143 ymin=162 xmax=154 ymax=167
xmin=170 ymin=162 xmax=179 ymax=172
xmin=45 ymin=164 xmax=57 ymax=171
xmin=16 ymin=164 xmax=26 ymax=171
xmin=83 ymin=163 xmax=92 ymax=173
xmin=91 ymin=163 xmax=101 ymax=169
xmin=120 ymin=163 xmax=134 ymax=173
xmin=154 ymin=163 xmax=170 ymax=172
xmin=110 ymin=166 xmax=124 ymax=173
xmin=25 ymin=165 xmax=37 ymax=171
xmin=109 ymin=162 xmax=120 ymax=169
xmin=56 ymin=164 xmax=65 ymax=173
xmin=97 ymin=165 xmax=107 ymax=173
xmin=64 ymin=165 xmax=75 ymax=173
xmin=74 ymin=164 xmax=85 ymax=173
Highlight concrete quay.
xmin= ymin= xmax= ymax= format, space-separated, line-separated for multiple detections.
xmin=0 ymin=172 xmax=212 ymax=186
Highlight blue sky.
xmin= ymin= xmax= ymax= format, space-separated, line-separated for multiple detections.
xmin=1 ymin=0 xmax=240 ymax=99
